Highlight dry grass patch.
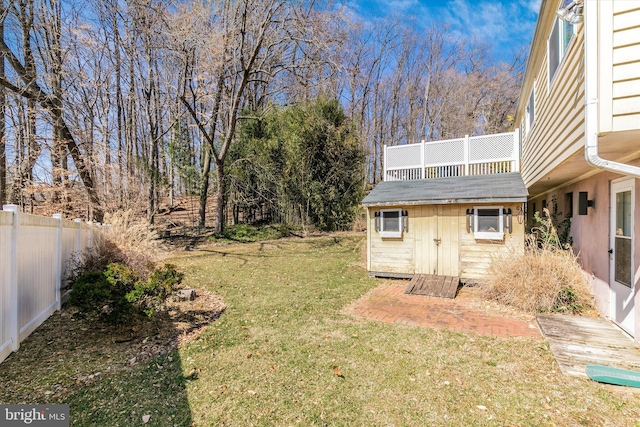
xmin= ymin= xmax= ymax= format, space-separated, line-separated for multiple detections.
xmin=481 ymin=211 xmax=596 ymax=314
xmin=0 ymin=289 xmax=225 ymax=405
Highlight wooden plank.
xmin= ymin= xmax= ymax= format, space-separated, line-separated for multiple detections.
xmin=537 ymin=314 xmax=640 ymax=377
xmin=404 ymin=274 xmax=458 ymax=299
xmin=434 ymin=275 xmax=447 ymax=297
xmin=444 ymin=277 xmax=460 ymax=299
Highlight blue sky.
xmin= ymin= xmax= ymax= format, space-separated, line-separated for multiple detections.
xmin=347 ymin=0 xmax=541 ymax=63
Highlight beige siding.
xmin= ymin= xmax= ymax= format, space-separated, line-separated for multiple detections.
xmin=611 ymin=1 xmax=640 ymax=132
xmin=458 ymin=203 xmax=525 ymax=280
xmin=368 ymin=203 xmax=525 ymax=280
xmin=521 ymin=29 xmax=585 ymax=189
xmin=369 ymin=205 xmax=415 ymax=274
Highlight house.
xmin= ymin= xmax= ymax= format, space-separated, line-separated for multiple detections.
xmin=513 ymin=0 xmax=640 ymax=341
xmin=362 ymin=133 xmax=527 ymax=283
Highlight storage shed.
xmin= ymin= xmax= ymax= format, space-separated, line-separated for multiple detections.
xmin=362 ymin=172 xmax=528 ymax=281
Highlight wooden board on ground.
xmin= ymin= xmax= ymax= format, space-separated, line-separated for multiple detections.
xmin=404 ymin=274 xmax=459 ymax=299
xmin=537 ymin=314 xmax=640 ymax=377
xmin=586 ymin=365 xmax=640 ymax=388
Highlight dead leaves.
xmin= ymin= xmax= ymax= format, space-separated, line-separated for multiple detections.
xmin=332 ymin=366 xmax=344 ymax=378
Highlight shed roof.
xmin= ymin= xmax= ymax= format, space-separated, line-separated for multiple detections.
xmin=361 ymin=172 xmax=528 ymax=207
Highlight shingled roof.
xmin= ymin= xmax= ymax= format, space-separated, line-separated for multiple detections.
xmin=361 ymin=172 xmax=528 ymax=207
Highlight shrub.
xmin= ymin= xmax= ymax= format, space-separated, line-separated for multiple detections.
xmin=481 ymin=209 xmax=595 ymax=314
xmin=69 ymin=262 xmax=183 ymax=325
xmin=65 ymin=210 xmax=164 ymax=289
xmin=211 ymin=223 xmax=294 ymax=242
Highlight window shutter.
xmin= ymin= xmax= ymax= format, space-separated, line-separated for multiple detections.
xmin=374 ymin=211 xmax=380 ymax=232
xmin=402 ymin=210 xmax=409 ymax=232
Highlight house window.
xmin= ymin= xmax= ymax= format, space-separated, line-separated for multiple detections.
xmin=565 ymin=192 xmax=573 ymax=217
xmin=526 ymin=89 xmax=535 ymax=131
xmin=548 ymin=16 xmax=574 ymax=84
xmin=377 ymin=209 xmax=406 ymax=238
xmin=473 ymin=207 xmax=504 ymax=240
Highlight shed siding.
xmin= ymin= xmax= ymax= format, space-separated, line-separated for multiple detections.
xmin=369 ymin=205 xmax=416 ymax=274
xmin=368 ymin=203 xmax=524 ymax=280
xmin=612 ymin=2 xmax=640 ymax=132
xmin=520 ymin=29 xmax=585 ymax=190
xmin=458 ymin=203 xmax=526 ymax=280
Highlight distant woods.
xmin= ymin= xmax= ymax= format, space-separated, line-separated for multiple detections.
xmin=0 ymin=0 xmax=524 ymax=230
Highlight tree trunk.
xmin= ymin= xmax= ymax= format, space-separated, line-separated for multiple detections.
xmin=198 ymin=145 xmax=211 ymax=227
xmin=214 ymin=159 xmax=224 ymax=233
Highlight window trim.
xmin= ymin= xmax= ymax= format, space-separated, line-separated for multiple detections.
xmin=473 ymin=206 xmax=504 ymax=240
xmin=525 ymin=88 xmax=535 ymax=132
xmin=548 ymin=16 xmax=575 ymax=85
xmin=379 ymin=209 xmax=404 ymax=238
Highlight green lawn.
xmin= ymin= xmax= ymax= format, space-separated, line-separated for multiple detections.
xmin=56 ymin=236 xmax=640 ymax=425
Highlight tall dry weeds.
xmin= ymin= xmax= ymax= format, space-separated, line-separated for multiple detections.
xmin=480 ymin=209 xmax=596 ymax=314
xmin=66 ymin=210 xmax=166 ymax=285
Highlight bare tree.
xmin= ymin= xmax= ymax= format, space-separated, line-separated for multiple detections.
xmin=176 ymin=0 xmax=323 ymax=231
xmin=0 ymin=1 xmax=5 ymax=205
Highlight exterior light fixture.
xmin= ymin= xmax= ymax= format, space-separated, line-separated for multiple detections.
xmin=578 ymin=191 xmax=595 ymax=215
xmin=557 ymin=0 xmax=584 ymax=24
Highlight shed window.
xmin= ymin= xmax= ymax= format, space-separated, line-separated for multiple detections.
xmin=474 ymin=207 xmax=504 ymax=240
xmin=376 ymin=209 xmax=407 ymax=238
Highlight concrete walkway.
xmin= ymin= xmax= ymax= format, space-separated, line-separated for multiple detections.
xmin=350 ymin=282 xmax=541 ymax=339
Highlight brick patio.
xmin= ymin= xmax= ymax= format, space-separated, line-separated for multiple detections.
xmin=350 ymin=282 xmax=542 ymax=339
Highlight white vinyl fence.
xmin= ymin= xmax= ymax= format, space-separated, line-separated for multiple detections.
xmin=0 ymin=204 xmax=102 ymax=365
xmin=384 ymin=130 xmax=521 ymax=181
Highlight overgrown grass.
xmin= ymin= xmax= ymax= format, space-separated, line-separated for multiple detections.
xmin=481 ymin=211 xmax=596 ymax=314
xmin=6 ymin=235 xmax=639 ymax=426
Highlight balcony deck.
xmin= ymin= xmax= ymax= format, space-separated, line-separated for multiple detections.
xmin=383 ymin=130 xmax=520 ymax=181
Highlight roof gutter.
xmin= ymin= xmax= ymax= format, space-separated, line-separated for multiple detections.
xmin=583 ymin=0 xmax=640 ymax=178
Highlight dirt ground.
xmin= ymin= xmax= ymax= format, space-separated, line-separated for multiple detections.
xmin=0 ymin=288 xmax=225 ymax=404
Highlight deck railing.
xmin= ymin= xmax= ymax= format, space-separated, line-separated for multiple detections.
xmin=383 ymin=130 xmax=520 ymax=181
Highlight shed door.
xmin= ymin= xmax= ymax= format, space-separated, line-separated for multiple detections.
xmin=420 ymin=205 xmax=459 ymax=276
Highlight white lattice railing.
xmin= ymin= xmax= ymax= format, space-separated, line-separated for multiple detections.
xmin=383 ymin=130 xmax=520 ymax=181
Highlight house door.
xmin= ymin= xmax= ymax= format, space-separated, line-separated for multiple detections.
xmin=610 ymin=179 xmax=635 ymax=336
xmin=420 ymin=205 xmax=459 ymax=277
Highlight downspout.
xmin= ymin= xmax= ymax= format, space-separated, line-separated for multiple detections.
xmin=583 ymin=0 xmax=640 ymax=178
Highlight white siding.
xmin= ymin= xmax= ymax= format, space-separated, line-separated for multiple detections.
xmin=612 ymin=2 xmax=640 ymax=132
xmin=521 ymin=29 xmax=585 ymax=189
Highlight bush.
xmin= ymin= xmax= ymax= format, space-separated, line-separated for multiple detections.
xmin=211 ymin=223 xmax=294 ymax=242
xmin=69 ymin=262 xmax=183 ymax=325
xmin=65 ymin=210 xmax=164 ymax=291
xmin=481 ymin=209 xmax=595 ymax=314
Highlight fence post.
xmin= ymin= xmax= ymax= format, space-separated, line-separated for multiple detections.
xmin=53 ymin=214 xmax=63 ymax=311
xmin=3 ymin=204 xmax=19 ymax=352
xmin=383 ymin=144 xmax=388 ymax=181
xmin=463 ymin=135 xmax=470 ymax=176
xmin=420 ymin=140 xmax=425 ymax=180
xmin=513 ymin=128 xmax=521 ymax=172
